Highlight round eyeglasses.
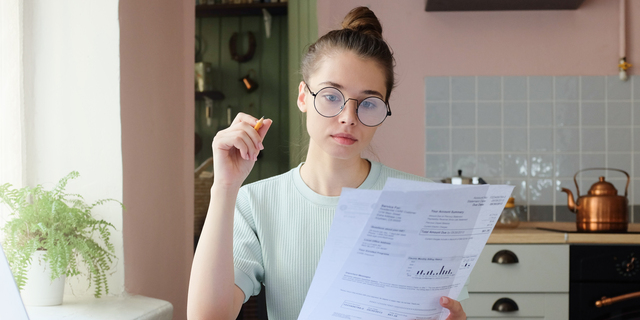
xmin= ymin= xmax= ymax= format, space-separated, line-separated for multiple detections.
xmin=305 ymin=82 xmax=392 ymax=127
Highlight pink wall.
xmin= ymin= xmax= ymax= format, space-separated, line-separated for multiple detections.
xmin=318 ymin=0 xmax=640 ymax=176
xmin=119 ymin=1 xmax=194 ymax=319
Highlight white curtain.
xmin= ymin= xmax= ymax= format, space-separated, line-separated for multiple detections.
xmin=0 ymin=0 xmax=26 ymax=231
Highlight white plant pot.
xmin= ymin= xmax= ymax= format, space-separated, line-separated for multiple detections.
xmin=20 ymin=250 xmax=65 ymax=306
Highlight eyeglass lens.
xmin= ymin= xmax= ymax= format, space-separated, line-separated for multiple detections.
xmin=313 ymin=87 xmax=388 ymax=126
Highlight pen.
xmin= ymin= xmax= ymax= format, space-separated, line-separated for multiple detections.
xmin=253 ymin=117 xmax=264 ymax=131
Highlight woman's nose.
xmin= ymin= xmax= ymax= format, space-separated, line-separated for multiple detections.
xmin=339 ymin=99 xmax=358 ymax=125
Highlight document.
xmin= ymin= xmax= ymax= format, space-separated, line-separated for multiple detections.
xmin=298 ymin=179 xmax=514 ymax=320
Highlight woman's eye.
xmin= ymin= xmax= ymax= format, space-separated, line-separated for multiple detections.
xmin=323 ymin=94 xmax=339 ymax=102
xmin=360 ymin=100 xmax=376 ymax=109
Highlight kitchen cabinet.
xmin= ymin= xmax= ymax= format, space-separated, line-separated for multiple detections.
xmin=425 ymin=0 xmax=585 ymax=11
xmin=462 ymin=244 xmax=569 ymax=319
xmin=196 ymin=2 xmax=287 ymax=18
xmin=462 ymin=222 xmax=640 ymax=319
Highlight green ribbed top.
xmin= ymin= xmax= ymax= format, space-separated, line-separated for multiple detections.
xmin=232 ymin=161 xmax=467 ymax=320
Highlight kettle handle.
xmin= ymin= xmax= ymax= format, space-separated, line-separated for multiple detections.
xmin=573 ymin=168 xmax=630 ymax=197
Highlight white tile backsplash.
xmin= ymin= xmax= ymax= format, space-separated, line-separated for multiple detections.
xmin=425 ymin=77 xmax=449 ymax=101
xmin=503 ymin=76 xmax=527 ymax=101
xmin=581 ymin=101 xmax=606 ymax=125
xmin=477 ymin=128 xmax=502 ymax=152
xmin=503 ymin=154 xmax=528 ymax=177
xmin=528 ymin=76 xmax=553 ymax=101
xmin=529 ymin=128 xmax=554 ymax=152
xmin=555 ymin=127 xmax=580 ymax=152
xmin=503 ymin=101 xmax=528 ymax=126
xmin=451 ymin=128 xmax=476 ymax=152
xmin=452 ymin=153 xmax=477 ymax=176
xmin=607 ymin=101 xmax=632 ymax=126
xmin=426 ymin=128 xmax=450 ymax=152
xmin=555 ymin=153 xmax=580 ymax=178
xmin=581 ymin=127 xmax=606 ymax=152
xmin=555 ymin=101 xmax=580 ymax=126
xmin=477 ymin=102 xmax=501 ymax=126
xmin=607 ymin=153 xmax=632 ymax=173
xmin=451 ymin=102 xmax=476 ymax=126
xmin=503 ymin=128 xmax=528 ymax=152
xmin=451 ymin=77 xmax=476 ymax=101
xmin=426 ymin=102 xmax=449 ymax=127
xmin=426 ymin=154 xmax=451 ymax=178
xmin=581 ymin=76 xmax=606 ymax=100
xmin=425 ymin=75 xmax=640 ymax=221
xmin=607 ymin=75 xmax=632 ymax=100
xmin=530 ymin=154 xmax=554 ymax=178
xmin=529 ymin=101 xmax=554 ymax=126
xmin=607 ymin=128 xmax=631 ymax=152
xmin=477 ymin=76 xmax=501 ymax=101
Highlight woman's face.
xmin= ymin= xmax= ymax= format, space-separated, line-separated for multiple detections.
xmin=297 ymin=50 xmax=387 ymax=161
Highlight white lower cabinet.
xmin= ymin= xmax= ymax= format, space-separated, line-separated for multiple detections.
xmin=462 ymin=293 xmax=568 ymax=319
xmin=462 ymin=244 xmax=569 ymax=319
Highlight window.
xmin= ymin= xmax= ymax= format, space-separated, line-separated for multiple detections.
xmin=0 ymin=0 xmax=25 ymax=232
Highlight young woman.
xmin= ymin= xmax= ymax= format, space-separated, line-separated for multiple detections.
xmin=188 ymin=6 xmax=466 ymax=320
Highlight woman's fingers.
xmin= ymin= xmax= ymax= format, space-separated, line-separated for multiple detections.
xmin=215 ymin=114 xmax=271 ymax=161
xmin=440 ymin=296 xmax=466 ymax=320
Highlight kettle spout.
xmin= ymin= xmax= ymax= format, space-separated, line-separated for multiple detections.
xmin=561 ymin=188 xmax=577 ymax=213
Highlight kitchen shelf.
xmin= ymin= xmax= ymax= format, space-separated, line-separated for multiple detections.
xmin=425 ymin=0 xmax=585 ymax=11
xmin=195 ymin=90 xmax=225 ymax=100
xmin=196 ymin=2 xmax=287 ymax=17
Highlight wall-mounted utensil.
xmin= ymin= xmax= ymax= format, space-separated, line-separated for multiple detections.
xmin=240 ymin=69 xmax=259 ymax=93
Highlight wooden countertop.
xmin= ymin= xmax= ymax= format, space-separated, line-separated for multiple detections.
xmin=487 ymin=222 xmax=640 ymax=244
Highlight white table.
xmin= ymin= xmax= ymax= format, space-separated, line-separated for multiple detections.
xmin=26 ymin=294 xmax=173 ymax=320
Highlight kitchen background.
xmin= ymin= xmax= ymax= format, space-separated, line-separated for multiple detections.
xmin=18 ymin=1 xmax=640 ymax=319
xmin=425 ymin=75 xmax=640 ymax=223
xmin=317 ymin=0 xmax=640 ymax=228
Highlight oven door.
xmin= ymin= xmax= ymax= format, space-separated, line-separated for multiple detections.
xmin=570 ymin=283 xmax=640 ymax=320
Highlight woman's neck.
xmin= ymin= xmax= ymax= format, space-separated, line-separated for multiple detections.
xmin=299 ymin=154 xmax=371 ymax=197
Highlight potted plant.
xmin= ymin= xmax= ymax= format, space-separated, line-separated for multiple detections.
xmin=0 ymin=171 xmax=120 ymax=305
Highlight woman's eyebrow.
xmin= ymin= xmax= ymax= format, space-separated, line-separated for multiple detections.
xmin=317 ymin=81 xmax=384 ymax=98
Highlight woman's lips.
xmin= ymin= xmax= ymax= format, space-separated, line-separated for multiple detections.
xmin=332 ymin=133 xmax=357 ymax=145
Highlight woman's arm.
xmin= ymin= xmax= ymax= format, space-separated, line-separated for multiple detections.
xmin=187 ymin=113 xmax=271 ymax=320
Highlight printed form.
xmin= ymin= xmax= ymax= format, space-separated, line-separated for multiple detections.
xmin=298 ymin=179 xmax=514 ymax=320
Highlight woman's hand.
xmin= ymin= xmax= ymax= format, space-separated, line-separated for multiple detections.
xmin=212 ymin=113 xmax=272 ymax=188
xmin=440 ymin=296 xmax=466 ymax=320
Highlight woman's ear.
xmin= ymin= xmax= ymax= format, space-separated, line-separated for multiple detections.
xmin=297 ymin=81 xmax=308 ymax=113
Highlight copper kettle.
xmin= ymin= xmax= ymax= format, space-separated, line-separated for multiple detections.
xmin=561 ymin=168 xmax=629 ymax=233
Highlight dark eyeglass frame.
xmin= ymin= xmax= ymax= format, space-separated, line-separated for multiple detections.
xmin=304 ymin=82 xmax=392 ymax=127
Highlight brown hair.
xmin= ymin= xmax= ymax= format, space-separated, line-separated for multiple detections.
xmin=300 ymin=6 xmax=395 ymax=102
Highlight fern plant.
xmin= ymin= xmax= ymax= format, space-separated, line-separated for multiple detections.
xmin=0 ymin=171 xmax=121 ymax=298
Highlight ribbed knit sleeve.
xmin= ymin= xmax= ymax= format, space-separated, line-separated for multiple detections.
xmin=233 ymin=187 xmax=265 ymax=302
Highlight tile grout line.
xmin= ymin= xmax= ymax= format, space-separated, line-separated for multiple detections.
xmin=526 ymin=77 xmax=531 ymax=221
xmin=552 ymin=77 xmax=558 ymax=222
xmin=501 ymin=77 xmax=505 ymax=187
xmin=605 ymin=76 xmax=609 ymax=179
xmin=475 ymin=76 xmax=478 ymax=177
xmin=630 ymin=76 xmax=635 ymax=223
xmin=449 ymin=76 xmax=453 ymax=177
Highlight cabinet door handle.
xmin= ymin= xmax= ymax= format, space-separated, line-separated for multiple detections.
xmin=491 ymin=297 xmax=519 ymax=312
xmin=491 ymin=250 xmax=519 ymax=264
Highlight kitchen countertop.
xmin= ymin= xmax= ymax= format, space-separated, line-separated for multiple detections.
xmin=488 ymin=222 xmax=640 ymax=244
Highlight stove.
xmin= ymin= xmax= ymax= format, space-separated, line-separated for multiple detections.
xmin=570 ymin=244 xmax=640 ymax=320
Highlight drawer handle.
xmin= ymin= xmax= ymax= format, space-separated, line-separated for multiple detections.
xmin=491 ymin=250 xmax=519 ymax=264
xmin=491 ymin=297 xmax=519 ymax=312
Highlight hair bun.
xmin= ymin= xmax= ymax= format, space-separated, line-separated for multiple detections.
xmin=341 ymin=6 xmax=383 ymax=39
